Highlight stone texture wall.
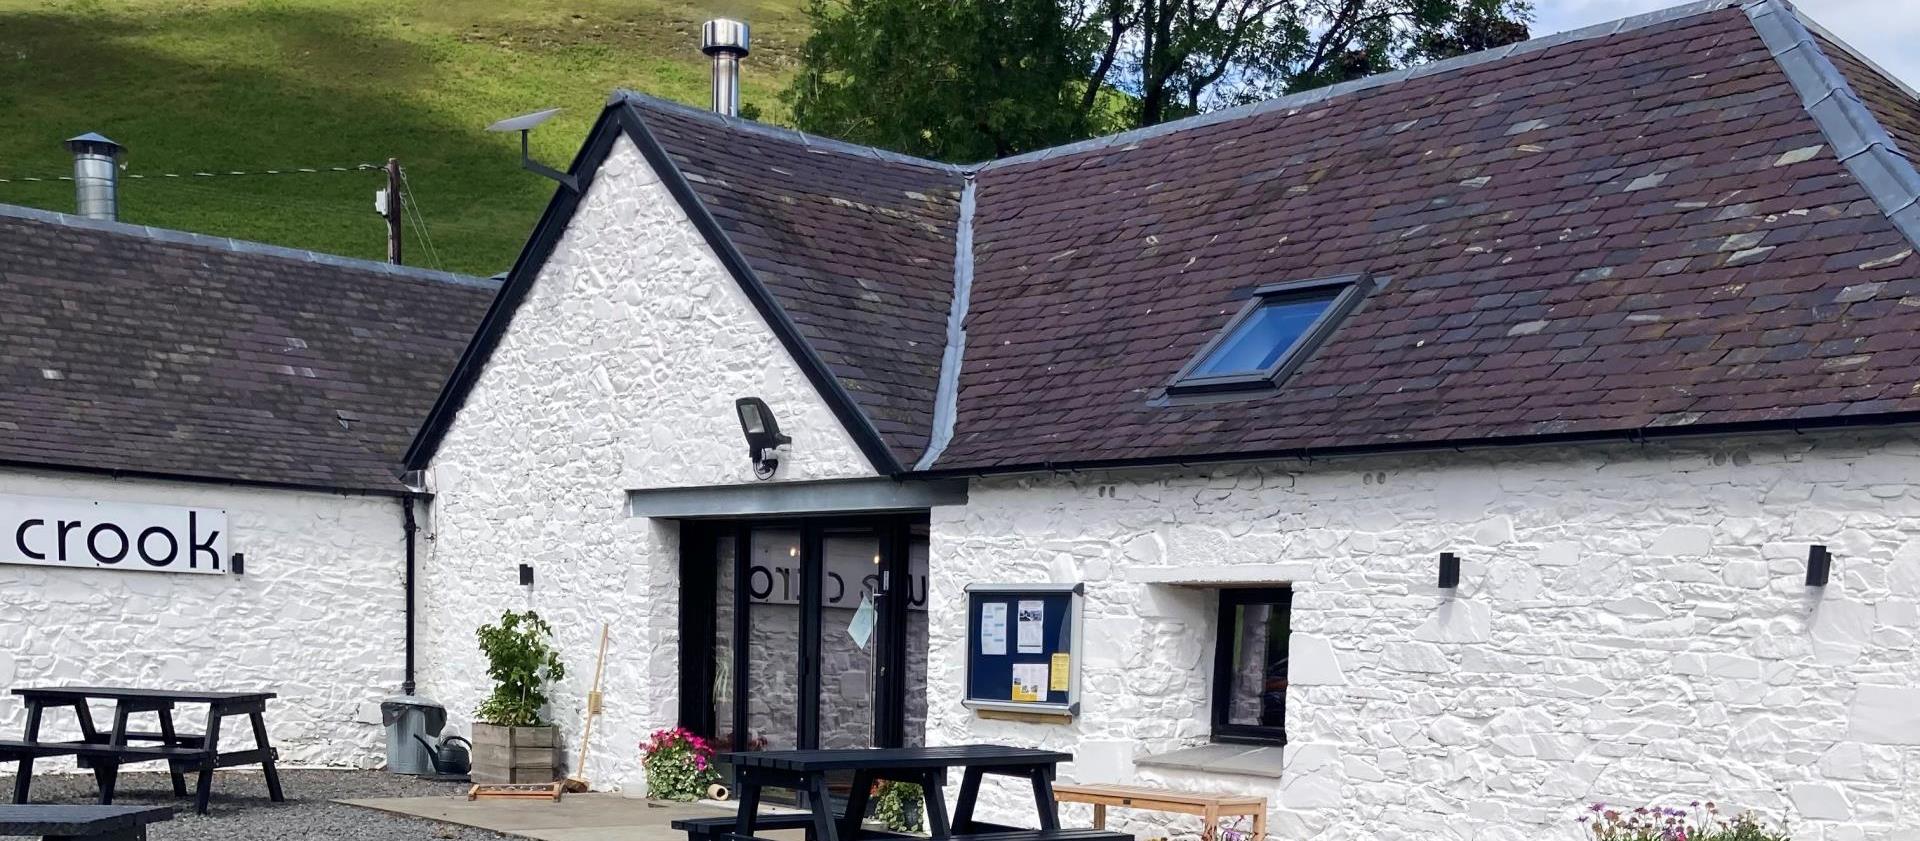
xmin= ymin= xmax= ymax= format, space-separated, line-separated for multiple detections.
xmin=0 ymin=466 xmax=404 ymax=767
xmin=929 ymin=431 xmax=1920 ymax=840
xmin=417 ymin=135 xmax=875 ymax=791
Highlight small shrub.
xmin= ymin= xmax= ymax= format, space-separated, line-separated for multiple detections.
xmin=872 ymin=780 xmax=924 ymax=833
xmin=1578 ymin=801 xmax=1792 ymax=841
xmin=474 ymin=610 xmax=567 ymax=727
xmin=643 ymin=727 xmax=720 ymax=801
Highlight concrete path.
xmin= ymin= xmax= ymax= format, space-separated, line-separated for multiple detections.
xmin=337 ymin=793 xmax=750 ymax=841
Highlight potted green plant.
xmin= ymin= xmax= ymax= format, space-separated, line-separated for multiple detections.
xmin=470 ymin=610 xmax=567 ymax=783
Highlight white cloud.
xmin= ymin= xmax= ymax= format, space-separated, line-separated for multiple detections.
xmin=1533 ymin=0 xmax=1920 ymax=89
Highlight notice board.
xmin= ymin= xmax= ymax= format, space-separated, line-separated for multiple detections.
xmin=963 ymin=583 xmax=1083 ymax=716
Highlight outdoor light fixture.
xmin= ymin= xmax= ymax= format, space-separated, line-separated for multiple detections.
xmin=519 ymin=563 xmax=534 ymax=587
xmin=1438 ymin=552 xmax=1460 ymax=589
xmin=735 ymin=397 xmax=792 ymax=480
xmin=232 ymin=553 xmax=246 ymax=576
xmin=1807 ymin=544 xmax=1832 ymax=587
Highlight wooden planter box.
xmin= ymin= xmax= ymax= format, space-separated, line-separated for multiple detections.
xmin=470 ymin=723 xmax=557 ymax=784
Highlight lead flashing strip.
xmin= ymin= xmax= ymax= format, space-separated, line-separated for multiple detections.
xmin=0 ymin=202 xmax=495 ymax=290
xmin=913 ymin=173 xmax=976 ymax=471
xmin=978 ymin=0 xmax=1742 ymax=170
xmin=1746 ymin=0 xmax=1920 ymax=249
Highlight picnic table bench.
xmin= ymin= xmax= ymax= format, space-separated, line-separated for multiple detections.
xmin=1052 ymin=783 xmax=1267 ymax=841
xmin=0 ymin=804 xmax=173 ymax=840
xmin=5 ymin=687 xmax=285 ymax=815
xmin=709 ymin=746 xmax=1130 ymax=841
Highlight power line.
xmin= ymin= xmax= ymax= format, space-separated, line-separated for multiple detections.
xmin=0 ymin=163 xmax=383 ymax=185
xmin=397 ymin=168 xmax=445 ymax=271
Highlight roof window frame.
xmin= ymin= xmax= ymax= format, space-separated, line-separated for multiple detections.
xmin=1167 ymin=273 xmax=1369 ymax=395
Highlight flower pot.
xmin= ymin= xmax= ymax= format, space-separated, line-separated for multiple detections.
xmin=470 ymin=722 xmax=557 ymax=784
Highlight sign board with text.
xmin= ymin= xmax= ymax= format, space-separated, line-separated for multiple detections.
xmin=0 ymin=493 xmax=230 ymax=574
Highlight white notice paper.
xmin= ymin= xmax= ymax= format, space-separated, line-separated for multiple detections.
xmin=1011 ymin=662 xmax=1048 ymax=702
xmin=981 ymin=602 xmax=1008 ymax=655
xmin=848 ymin=594 xmax=877 ymax=651
xmin=1016 ymin=599 xmax=1045 ymax=654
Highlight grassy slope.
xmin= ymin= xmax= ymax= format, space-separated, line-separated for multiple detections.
xmin=0 ymin=0 xmax=807 ymax=276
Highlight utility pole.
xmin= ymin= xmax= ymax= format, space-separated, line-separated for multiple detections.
xmin=383 ymin=158 xmax=403 ymax=265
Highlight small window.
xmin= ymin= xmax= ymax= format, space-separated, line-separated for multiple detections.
xmin=1211 ymin=587 xmax=1291 ymax=744
xmin=1170 ymin=275 xmax=1367 ymax=394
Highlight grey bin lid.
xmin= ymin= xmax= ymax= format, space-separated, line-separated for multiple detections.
xmin=379 ymin=695 xmax=447 ymax=729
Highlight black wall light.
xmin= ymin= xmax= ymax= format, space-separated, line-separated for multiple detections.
xmin=1438 ymin=552 xmax=1460 ymax=589
xmin=519 ymin=563 xmax=534 ymax=586
xmin=232 ymin=553 xmax=246 ymax=576
xmin=735 ymin=397 xmax=792 ymax=480
xmin=1807 ymin=544 xmax=1831 ymax=587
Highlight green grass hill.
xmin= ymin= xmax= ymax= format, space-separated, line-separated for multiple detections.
xmin=0 ymin=0 xmax=809 ymax=276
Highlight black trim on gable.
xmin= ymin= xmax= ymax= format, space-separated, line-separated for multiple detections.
xmin=403 ymin=101 xmax=905 ymax=476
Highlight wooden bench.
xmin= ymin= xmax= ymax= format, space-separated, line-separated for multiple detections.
xmin=0 ymin=804 xmax=173 ymax=840
xmin=1053 ymin=784 xmax=1266 ymax=841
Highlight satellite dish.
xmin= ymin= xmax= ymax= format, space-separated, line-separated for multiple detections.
xmin=485 ymin=107 xmax=563 ymax=134
xmin=485 ymin=107 xmax=575 ymax=191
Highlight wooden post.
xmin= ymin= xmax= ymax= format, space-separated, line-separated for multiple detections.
xmin=384 ymin=158 xmax=403 ymax=265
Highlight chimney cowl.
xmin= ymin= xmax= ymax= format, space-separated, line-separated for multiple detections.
xmin=702 ymin=18 xmax=750 ymax=57
xmin=65 ymin=131 xmax=123 ymax=222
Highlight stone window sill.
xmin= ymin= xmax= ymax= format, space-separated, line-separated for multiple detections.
xmin=1133 ymin=742 xmax=1286 ymax=779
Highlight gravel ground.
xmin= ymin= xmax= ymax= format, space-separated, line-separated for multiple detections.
xmin=0 ymin=769 xmax=520 ymax=840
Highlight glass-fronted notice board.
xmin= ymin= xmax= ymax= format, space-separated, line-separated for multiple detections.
xmin=963 ymin=583 xmax=1083 ymax=716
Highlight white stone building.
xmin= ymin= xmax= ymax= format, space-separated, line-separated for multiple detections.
xmin=12 ymin=0 xmax=1920 ymax=838
xmin=0 ymin=202 xmax=494 ymax=766
xmin=395 ymin=2 xmax=1920 ymax=838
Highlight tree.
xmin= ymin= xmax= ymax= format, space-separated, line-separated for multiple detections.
xmin=786 ymin=0 xmax=1103 ymax=161
xmin=786 ymin=0 xmax=1531 ymax=160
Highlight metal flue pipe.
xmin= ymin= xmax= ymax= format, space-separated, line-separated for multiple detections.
xmin=702 ymin=19 xmax=750 ymax=117
xmin=65 ymin=132 xmax=124 ymax=221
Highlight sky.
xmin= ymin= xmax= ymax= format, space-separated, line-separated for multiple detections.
xmin=1534 ymin=0 xmax=1919 ymax=88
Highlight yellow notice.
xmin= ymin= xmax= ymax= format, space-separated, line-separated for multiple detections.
xmin=1049 ymin=653 xmax=1071 ymax=691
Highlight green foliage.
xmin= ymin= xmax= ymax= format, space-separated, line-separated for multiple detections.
xmin=871 ymin=780 xmax=923 ymax=833
xmin=1579 ymin=802 xmax=1794 ymax=841
xmin=641 ymin=727 xmax=720 ymax=801
xmin=0 ymin=0 xmax=809 ymax=275
xmin=786 ymin=0 xmax=1531 ymax=157
xmin=474 ymin=610 xmax=567 ymax=727
xmin=787 ymin=0 xmax=1107 ymax=161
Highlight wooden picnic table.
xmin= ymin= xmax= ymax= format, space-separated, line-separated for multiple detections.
xmin=2 ymin=686 xmax=285 ymax=815
xmin=724 ymin=745 xmax=1082 ymax=841
xmin=0 ymin=804 xmax=173 ymax=840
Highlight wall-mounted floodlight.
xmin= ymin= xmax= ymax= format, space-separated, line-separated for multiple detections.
xmin=735 ymin=397 xmax=792 ymax=480
xmin=485 ymin=107 xmax=577 ymax=191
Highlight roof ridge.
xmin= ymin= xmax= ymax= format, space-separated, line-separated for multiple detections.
xmin=977 ymin=0 xmax=1744 ymax=169
xmin=609 ymin=89 xmax=966 ymax=174
xmin=0 ymin=201 xmax=498 ymax=289
xmin=1746 ymin=0 xmax=1920 ymax=249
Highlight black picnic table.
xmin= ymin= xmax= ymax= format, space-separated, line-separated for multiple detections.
xmin=724 ymin=745 xmax=1073 ymax=841
xmin=0 ymin=804 xmax=173 ymax=840
xmin=3 ymin=687 xmax=285 ymax=815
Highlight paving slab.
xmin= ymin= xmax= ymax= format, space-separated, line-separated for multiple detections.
xmin=337 ymin=793 xmax=817 ymax=841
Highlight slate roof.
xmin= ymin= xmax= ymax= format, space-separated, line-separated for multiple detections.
xmin=414 ymin=0 xmax=1920 ymax=477
xmin=0 ymin=206 xmax=496 ymax=492
xmin=633 ymin=99 xmax=963 ymax=465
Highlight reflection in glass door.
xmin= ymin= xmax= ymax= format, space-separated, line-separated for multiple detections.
xmin=683 ymin=516 xmax=929 ymax=764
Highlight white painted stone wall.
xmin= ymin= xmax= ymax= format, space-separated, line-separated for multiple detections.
xmin=418 ymin=135 xmax=875 ymax=791
xmin=0 ymin=466 xmax=404 ymax=767
xmin=930 ymin=431 xmax=1920 ymax=841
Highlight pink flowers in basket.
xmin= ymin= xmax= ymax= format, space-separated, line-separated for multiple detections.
xmin=641 ymin=727 xmax=720 ymax=801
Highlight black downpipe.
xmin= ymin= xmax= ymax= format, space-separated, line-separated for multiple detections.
xmin=402 ymin=495 xmax=418 ymax=695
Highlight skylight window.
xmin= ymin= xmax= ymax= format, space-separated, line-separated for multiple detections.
xmin=1169 ymin=274 xmax=1368 ymax=394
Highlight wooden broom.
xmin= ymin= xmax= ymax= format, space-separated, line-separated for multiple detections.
xmin=561 ymin=623 xmax=611 ymax=793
